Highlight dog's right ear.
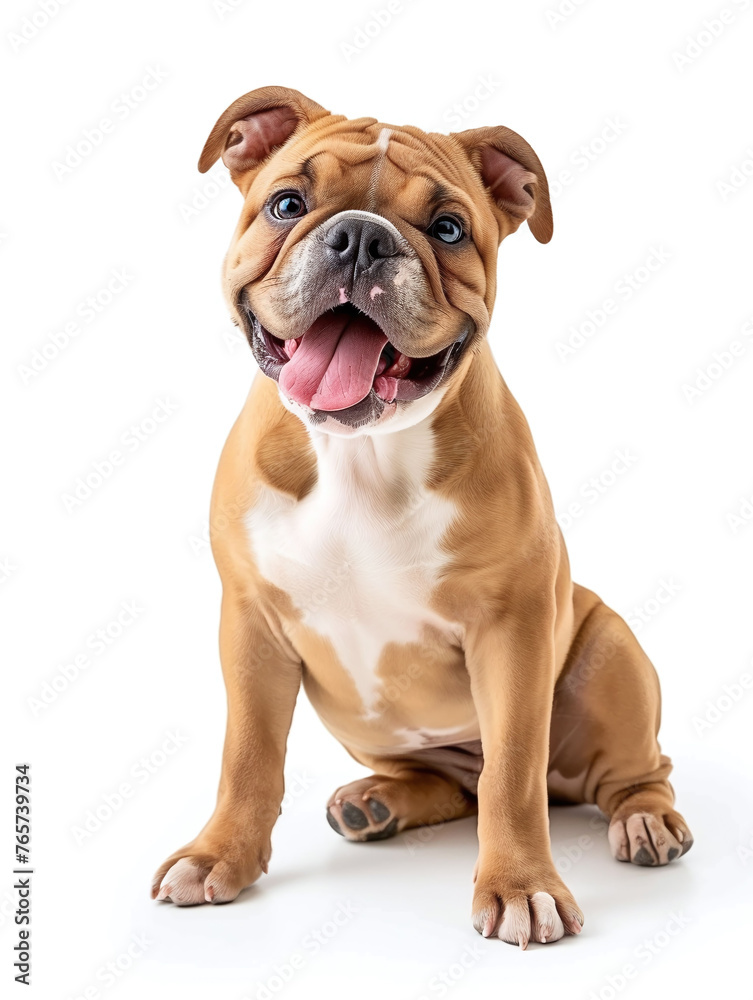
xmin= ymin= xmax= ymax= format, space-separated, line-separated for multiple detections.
xmin=198 ymin=86 xmax=331 ymax=188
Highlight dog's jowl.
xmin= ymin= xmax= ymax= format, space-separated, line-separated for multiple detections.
xmin=152 ymin=86 xmax=693 ymax=946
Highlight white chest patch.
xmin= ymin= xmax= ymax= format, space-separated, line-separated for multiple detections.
xmin=245 ymin=420 xmax=458 ymax=716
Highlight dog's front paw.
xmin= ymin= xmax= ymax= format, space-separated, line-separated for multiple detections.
xmin=151 ymin=839 xmax=268 ymax=906
xmin=472 ymin=862 xmax=583 ymax=948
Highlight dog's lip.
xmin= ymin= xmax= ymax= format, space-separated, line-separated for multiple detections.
xmin=240 ymin=296 xmax=471 ymax=419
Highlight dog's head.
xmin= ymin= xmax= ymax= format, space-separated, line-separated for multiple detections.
xmin=200 ymin=86 xmax=552 ymax=435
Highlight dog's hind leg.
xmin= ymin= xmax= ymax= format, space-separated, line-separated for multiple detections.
xmin=326 ymin=754 xmax=479 ymax=843
xmin=548 ymin=585 xmax=693 ymax=866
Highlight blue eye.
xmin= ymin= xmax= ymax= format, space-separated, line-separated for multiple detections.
xmin=429 ymin=216 xmax=464 ymax=244
xmin=272 ymin=193 xmax=307 ymax=220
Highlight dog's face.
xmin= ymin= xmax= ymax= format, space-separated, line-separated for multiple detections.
xmin=200 ymin=87 xmax=552 ymax=435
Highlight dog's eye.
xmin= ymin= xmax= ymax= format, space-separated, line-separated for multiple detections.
xmin=428 ymin=215 xmax=464 ymax=244
xmin=271 ymin=193 xmax=307 ymax=220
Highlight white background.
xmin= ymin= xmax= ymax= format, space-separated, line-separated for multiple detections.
xmin=3 ymin=0 xmax=753 ymax=996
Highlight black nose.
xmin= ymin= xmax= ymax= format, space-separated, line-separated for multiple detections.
xmin=323 ymin=216 xmax=398 ymax=272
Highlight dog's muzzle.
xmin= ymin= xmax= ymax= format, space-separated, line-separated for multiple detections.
xmin=239 ymin=210 xmax=472 ymax=428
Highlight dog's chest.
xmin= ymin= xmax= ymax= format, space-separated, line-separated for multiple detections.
xmin=246 ymin=424 xmax=459 ymax=714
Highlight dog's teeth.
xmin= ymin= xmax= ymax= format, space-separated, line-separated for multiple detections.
xmin=382 ymin=352 xmax=411 ymax=379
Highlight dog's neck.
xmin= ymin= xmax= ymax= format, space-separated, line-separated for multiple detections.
xmin=307 ymin=411 xmax=439 ymax=501
xmin=257 ymin=337 xmax=511 ymax=503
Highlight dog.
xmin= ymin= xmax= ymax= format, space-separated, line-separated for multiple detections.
xmin=152 ymin=86 xmax=693 ymax=946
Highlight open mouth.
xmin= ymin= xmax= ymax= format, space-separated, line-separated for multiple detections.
xmin=246 ymin=302 xmax=468 ymax=422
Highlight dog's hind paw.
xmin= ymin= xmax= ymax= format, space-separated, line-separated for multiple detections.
xmin=326 ymin=778 xmax=401 ymax=842
xmin=608 ymin=809 xmax=693 ymax=866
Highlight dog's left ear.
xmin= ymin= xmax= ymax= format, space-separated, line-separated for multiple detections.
xmin=451 ymin=126 xmax=553 ymax=244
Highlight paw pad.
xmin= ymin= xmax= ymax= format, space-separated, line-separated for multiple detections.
xmin=326 ymin=790 xmax=399 ymax=842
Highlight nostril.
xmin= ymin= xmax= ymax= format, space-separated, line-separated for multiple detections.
xmin=324 ymin=226 xmax=350 ymax=254
xmin=332 ymin=230 xmax=349 ymax=253
xmin=367 ymin=231 xmax=396 ymax=260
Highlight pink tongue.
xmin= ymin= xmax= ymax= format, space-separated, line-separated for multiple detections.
xmin=279 ymin=311 xmax=388 ymax=411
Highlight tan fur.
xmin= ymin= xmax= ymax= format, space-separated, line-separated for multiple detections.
xmin=153 ymin=88 xmax=692 ymax=941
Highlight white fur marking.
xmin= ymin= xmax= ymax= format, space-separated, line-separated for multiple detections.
xmin=392 ymin=724 xmax=469 ymax=750
xmin=368 ymin=129 xmax=392 ymax=205
xmin=246 ymin=422 xmax=458 ymax=716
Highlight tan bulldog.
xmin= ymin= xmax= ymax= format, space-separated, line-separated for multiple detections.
xmin=152 ymin=86 xmax=693 ymax=946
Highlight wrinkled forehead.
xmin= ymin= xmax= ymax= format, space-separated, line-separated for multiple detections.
xmin=255 ymin=116 xmax=480 ymax=219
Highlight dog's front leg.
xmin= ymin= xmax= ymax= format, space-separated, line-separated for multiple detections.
xmin=466 ymin=597 xmax=583 ymax=946
xmin=152 ymin=592 xmax=301 ymax=905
